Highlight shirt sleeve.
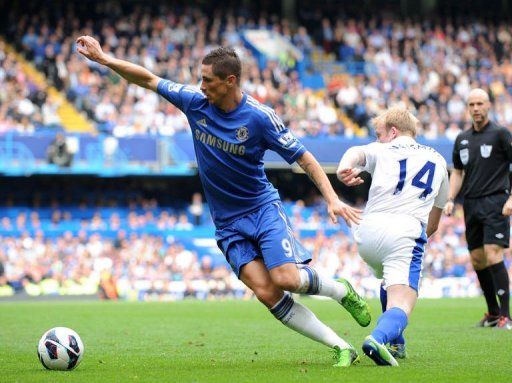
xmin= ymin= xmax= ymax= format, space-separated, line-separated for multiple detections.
xmin=261 ymin=112 xmax=306 ymax=164
xmin=452 ymin=135 xmax=463 ymax=170
xmin=498 ymin=127 xmax=512 ymax=162
xmin=360 ymin=142 xmax=381 ymax=176
xmin=156 ymin=79 xmax=201 ymax=113
xmin=434 ymin=167 xmax=449 ymax=208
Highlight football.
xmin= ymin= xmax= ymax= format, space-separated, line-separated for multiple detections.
xmin=37 ymin=327 xmax=84 ymax=371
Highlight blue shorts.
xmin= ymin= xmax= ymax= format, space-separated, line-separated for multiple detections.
xmin=216 ymin=201 xmax=312 ymax=277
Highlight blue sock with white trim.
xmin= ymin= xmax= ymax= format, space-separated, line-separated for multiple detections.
xmin=297 ymin=265 xmax=320 ymax=294
xmin=371 ymin=307 xmax=408 ymax=345
xmin=270 ymin=292 xmax=350 ymax=349
xmin=380 ymin=285 xmax=405 ymax=345
xmin=270 ymin=293 xmax=295 ymax=321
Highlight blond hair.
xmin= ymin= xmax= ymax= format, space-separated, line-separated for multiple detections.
xmin=370 ymin=111 xmax=386 ymax=129
xmin=373 ymin=106 xmax=417 ymax=137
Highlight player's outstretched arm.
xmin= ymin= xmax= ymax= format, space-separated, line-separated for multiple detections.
xmin=296 ymin=151 xmax=361 ymax=225
xmin=336 ymin=146 xmax=366 ymax=187
xmin=76 ymin=35 xmax=160 ymax=92
xmin=443 ymin=168 xmax=463 ymax=216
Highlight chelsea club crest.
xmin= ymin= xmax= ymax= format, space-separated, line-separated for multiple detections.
xmin=236 ymin=127 xmax=249 ymax=142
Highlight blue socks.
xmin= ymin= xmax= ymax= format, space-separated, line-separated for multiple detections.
xmin=380 ymin=285 xmax=405 ymax=345
xmin=379 ymin=284 xmax=387 ymax=312
xmin=378 ymin=284 xmax=406 ymax=345
xmin=371 ymin=307 xmax=408 ymax=345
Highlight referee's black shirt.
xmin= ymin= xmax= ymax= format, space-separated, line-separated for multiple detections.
xmin=452 ymin=121 xmax=512 ymax=198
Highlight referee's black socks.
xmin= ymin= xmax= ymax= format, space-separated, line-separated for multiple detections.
xmin=476 ymin=267 xmax=500 ymax=317
xmin=489 ymin=261 xmax=510 ymax=319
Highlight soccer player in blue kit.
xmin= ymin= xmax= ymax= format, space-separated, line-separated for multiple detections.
xmin=77 ymin=36 xmax=370 ymax=367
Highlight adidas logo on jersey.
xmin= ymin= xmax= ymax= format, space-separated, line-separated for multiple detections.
xmin=196 ymin=119 xmax=207 ymax=128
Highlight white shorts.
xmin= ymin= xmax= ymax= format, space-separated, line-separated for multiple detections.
xmin=352 ymin=213 xmax=427 ymax=291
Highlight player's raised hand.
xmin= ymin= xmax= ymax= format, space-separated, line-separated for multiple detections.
xmin=328 ymin=199 xmax=362 ymax=226
xmin=338 ymin=168 xmax=364 ymax=187
xmin=502 ymin=197 xmax=512 ymax=216
xmin=76 ymin=36 xmax=108 ymax=65
xmin=443 ymin=200 xmax=454 ymax=216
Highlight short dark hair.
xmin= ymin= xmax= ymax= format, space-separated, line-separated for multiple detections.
xmin=202 ymin=47 xmax=241 ymax=85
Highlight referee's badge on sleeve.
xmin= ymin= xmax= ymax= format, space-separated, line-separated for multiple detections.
xmin=460 ymin=148 xmax=469 ymax=164
xmin=480 ymin=144 xmax=493 ymax=158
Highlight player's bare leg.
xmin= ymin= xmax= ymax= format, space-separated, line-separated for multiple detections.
xmin=240 ymin=259 xmax=359 ymax=366
xmin=380 ymin=284 xmax=407 ymax=358
xmin=363 ymin=284 xmax=416 ymax=366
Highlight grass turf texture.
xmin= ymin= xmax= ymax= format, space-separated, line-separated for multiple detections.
xmin=1 ymin=298 xmax=509 ymax=383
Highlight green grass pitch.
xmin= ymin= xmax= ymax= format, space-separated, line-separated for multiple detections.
xmin=1 ymin=298 xmax=510 ymax=383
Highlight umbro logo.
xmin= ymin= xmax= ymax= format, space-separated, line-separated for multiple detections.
xmin=495 ymin=233 xmax=504 ymax=239
xmin=196 ymin=119 xmax=207 ymax=128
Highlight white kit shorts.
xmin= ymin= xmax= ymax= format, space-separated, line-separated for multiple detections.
xmin=352 ymin=213 xmax=427 ymax=291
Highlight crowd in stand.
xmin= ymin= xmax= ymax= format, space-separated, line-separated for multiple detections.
xmin=320 ymin=17 xmax=512 ymax=138
xmin=0 ymin=40 xmax=62 ymax=133
xmin=0 ymin=199 xmax=509 ymax=301
xmin=0 ymin=207 xmax=205 ymax=233
xmin=1 ymin=2 xmax=512 ymax=301
xmin=1 ymin=2 xmax=511 ymax=139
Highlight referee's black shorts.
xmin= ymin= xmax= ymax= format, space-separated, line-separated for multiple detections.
xmin=463 ymin=193 xmax=510 ymax=251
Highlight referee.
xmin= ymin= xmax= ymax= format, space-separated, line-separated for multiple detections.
xmin=444 ymin=88 xmax=512 ymax=330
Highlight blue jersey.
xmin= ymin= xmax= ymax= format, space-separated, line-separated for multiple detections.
xmin=157 ymin=79 xmax=307 ymax=228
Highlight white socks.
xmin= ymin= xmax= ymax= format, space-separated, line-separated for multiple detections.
xmin=296 ymin=266 xmax=347 ymax=302
xmin=270 ymin=293 xmax=349 ymax=349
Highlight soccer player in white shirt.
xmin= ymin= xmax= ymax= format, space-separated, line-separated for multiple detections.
xmin=337 ymin=107 xmax=449 ymax=366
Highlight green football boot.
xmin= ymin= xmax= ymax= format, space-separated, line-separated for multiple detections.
xmin=362 ymin=336 xmax=399 ymax=366
xmin=337 ymin=278 xmax=371 ymax=327
xmin=332 ymin=345 xmax=360 ymax=367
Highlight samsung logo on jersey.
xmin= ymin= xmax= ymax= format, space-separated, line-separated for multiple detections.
xmin=195 ymin=129 xmax=246 ymax=156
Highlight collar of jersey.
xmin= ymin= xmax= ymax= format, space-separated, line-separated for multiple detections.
xmin=391 ymin=135 xmax=416 ymax=144
xmin=210 ymin=93 xmax=248 ymax=116
xmin=471 ymin=120 xmax=491 ymax=134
